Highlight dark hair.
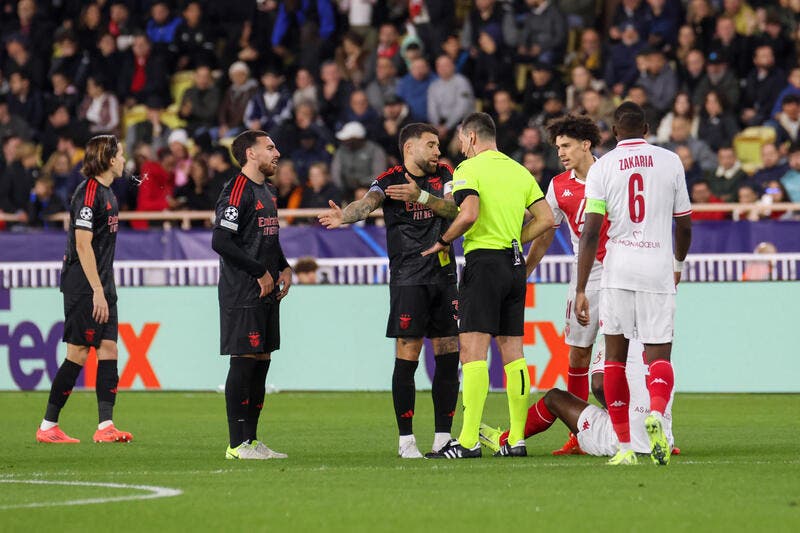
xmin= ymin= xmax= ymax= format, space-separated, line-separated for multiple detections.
xmin=613 ymin=102 xmax=646 ymax=134
xmin=231 ymin=130 xmax=268 ymax=167
xmin=294 ymin=256 xmax=319 ymax=274
xmin=460 ymin=112 xmax=496 ymax=141
xmin=691 ymin=178 xmax=711 ymax=189
xmin=398 ymin=122 xmax=439 ymax=154
xmin=82 ymin=135 xmax=119 ymax=178
xmin=782 ymin=94 xmax=800 ymax=106
xmin=546 ymin=114 xmax=601 ymax=148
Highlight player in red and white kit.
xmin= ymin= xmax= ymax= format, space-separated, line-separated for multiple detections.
xmin=576 ymin=103 xmax=692 ymax=466
xmin=524 ymin=115 xmax=608 ymax=455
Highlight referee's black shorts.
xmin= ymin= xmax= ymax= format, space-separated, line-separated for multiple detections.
xmin=220 ymin=302 xmax=280 ymax=355
xmin=62 ymin=291 xmax=119 ymax=348
xmin=386 ymin=283 xmax=459 ymax=339
xmin=458 ymin=249 xmax=526 ymax=336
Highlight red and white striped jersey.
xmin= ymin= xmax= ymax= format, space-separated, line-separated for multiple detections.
xmin=585 ymin=139 xmax=691 ymax=293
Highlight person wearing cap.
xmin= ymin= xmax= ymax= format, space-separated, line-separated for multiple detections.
xmin=693 ymin=49 xmax=740 ymax=109
xmin=330 ymin=121 xmax=387 ymax=199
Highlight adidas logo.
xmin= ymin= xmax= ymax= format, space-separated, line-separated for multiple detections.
xmin=256 ymin=200 xmax=265 ymax=210
xmin=561 ymin=189 xmax=574 ymax=197
xmin=400 ymin=409 xmax=414 ymax=418
xmin=610 ymin=400 xmax=627 ymax=407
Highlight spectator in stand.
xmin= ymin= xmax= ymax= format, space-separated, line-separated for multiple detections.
xmin=179 ymin=65 xmax=221 ymax=139
xmin=167 ymin=129 xmax=192 ymax=188
xmin=171 ymin=156 xmax=214 ymax=227
xmin=768 ymin=94 xmax=800 ymax=146
xmin=41 ymin=150 xmax=73 ymax=205
xmin=722 ymin=0 xmax=756 ymax=36
xmin=292 ymin=68 xmax=318 ymax=109
xmin=318 ymin=61 xmax=353 ymax=131
xmin=0 ymin=95 xmax=33 ymax=141
xmin=675 ymin=25 xmax=698 ymax=65
xmin=752 ymin=143 xmax=789 ymax=187
xmin=530 ymin=95 xmax=566 ymax=130
xmin=440 ymin=33 xmax=471 ymax=77
xmin=517 ymin=0 xmax=568 ymax=66
xmin=293 ymin=257 xmax=320 ymax=284
xmin=244 ymin=68 xmax=293 ymax=134
xmin=741 ymin=45 xmax=786 ymax=127
xmin=396 ymin=57 xmax=435 ymax=122
xmin=687 ymin=0 xmax=716 ymax=53
xmin=275 ymin=101 xmax=334 ymax=158
xmin=335 ymin=31 xmax=369 ymax=88
xmin=523 ymin=62 xmax=565 ymax=118
xmin=3 ymin=33 xmax=46 ymax=91
xmin=663 ymin=116 xmax=718 ymax=172
xmin=290 ymin=130 xmax=332 ymax=183
xmin=579 ymin=88 xmax=615 ymax=129
xmin=428 ymin=55 xmax=475 ymax=143
xmin=366 ymin=57 xmax=399 ymax=115
xmin=146 ymin=1 xmax=182 ymax=59
xmin=680 ymin=49 xmax=707 ymax=103
xmin=216 ymin=62 xmax=258 ymax=141
xmin=781 ymin=143 xmax=800 ymax=202
xmin=271 ymin=0 xmax=337 ymax=72
xmin=770 ymin=68 xmax=800 ymax=120
xmin=656 ymin=91 xmax=698 ymax=144
xmin=78 ymin=75 xmax=120 ymax=135
xmin=331 ymin=121 xmax=386 ymax=199
xmin=301 ymin=161 xmax=342 ymax=209
xmin=491 ymin=90 xmax=525 ymax=154
xmin=605 ymin=23 xmax=645 ymax=97
xmin=132 ymin=147 xmax=175 ymax=230
xmin=365 ymin=23 xmax=405 ymax=83
xmin=118 ymin=33 xmax=170 ymax=107
xmin=675 ymin=144 xmax=705 ymax=185
xmin=760 ymin=179 xmax=794 ymax=219
xmin=26 ymin=174 xmax=67 ymax=228
xmin=272 ymin=160 xmax=304 ymax=210
xmin=45 ymin=71 xmax=80 ymax=118
xmin=0 ymin=136 xmax=21 ymax=185
xmin=512 ymin=125 xmax=560 ymax=170
xmin=732 ymin=182 xmax=762 ymax=221
xmin=207 ymin=145 xmax=238 ymax=202
xmin=565 ymin=65 xmax=606 ymax=113
xmin=3 ymin=0 xmax=54 ymax=60
xmin=49 ymin=29 xmax=92 ymax=91
xmin=637 ymin=48 xmax=678 ymax=115
xmin=709 ymin=16 xmax=751 ymax=80
xmin=339 ymin=90 xmax=382 ymax=140
xmin=7 ymin=70 xmax=44 ymax=132
xmin=694 ymin=49 xmax=740 ymax=109
xmin=754 ymin=11 xmax=796 ymax=72
xmin=338 ymin=0 xmax=376 ymax=50
xmin=625 ymin=85 xmax=661 ymax=135
xmin=610 ymin=0 xmax=651 ymax=42
xmin=376 ymin=95 xmax=414 ymax=164
xmin=645 ymin=0 xmax=681 ymax=50
xmin=108 ymin=1 xmax=136 ymax=52
xmin=460 ymin=0 xmax=518 ymax=55
xmin=471 ymin=29 xmax=514 ymax=104
xmin=76 ymin=2 xmax=103 ymax=54
xmin=697 ymin=90 xmax=739 ymax=152
xmin=565 ymin=28 xmax=603 ymax=78
xmin=709 ymin=145 xmax=747 ymax=202
xmin=520 ymin=150 xmax=555 ymax=193
xmin=0 ymin=141 xmax=39 ymax=218
xmin=90 ymin=32 xmax=124 ymax=92
xmin=690 ymin=179 xmax=727 ymax=221
xmin=126 ymin=96 xmax=171 ymax=158
xmin=172 ymin=2 xmax=215 ymax=70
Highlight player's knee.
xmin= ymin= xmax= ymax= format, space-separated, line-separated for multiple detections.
xmin=432 ymin=336 xmax=459 ymax=355
xmin=97 ymin=341 xmax=119 ymax=360
xmin=396 ymin=338 xmax=423 ymax=360
xmin=543 ymin=388 xmax=565 ymax=411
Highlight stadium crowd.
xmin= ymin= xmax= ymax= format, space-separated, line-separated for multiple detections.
xmin=1 ymin=0 xmax=800 ymax=229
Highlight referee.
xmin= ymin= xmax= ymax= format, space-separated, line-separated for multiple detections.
xmin=422 ymin=113 xmax=554 ymax=458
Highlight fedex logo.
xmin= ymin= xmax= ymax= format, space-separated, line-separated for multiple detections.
xmin=0 ymin=286 xmax=161 ymax=391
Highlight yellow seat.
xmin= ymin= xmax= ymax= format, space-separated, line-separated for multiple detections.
xmin=170 ymin=70 xmax=196 ymax=106
xmin=734 ymin=126 xmax=777 ymax=175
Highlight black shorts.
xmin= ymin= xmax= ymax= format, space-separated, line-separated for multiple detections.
xmin=386 ymin=284 xmax=459 ymax=339
xmin=62 ymin=292 xmax=119 ymax=348
xmin=220 ymin=302 xmax=280 ymax=355
xmin=459 ymin=250 xmax=526 ymax=336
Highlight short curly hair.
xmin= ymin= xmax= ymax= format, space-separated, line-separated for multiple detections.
xmin=545 ymin=114 xmax=601 ymax=148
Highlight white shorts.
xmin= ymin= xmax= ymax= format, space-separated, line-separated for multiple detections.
xmin=576 ymin=404 xmax=618 ymax=457
xmin=565 ymin=283 xmax=600 ymax=348
xmin=599 ymin=289 xmax=675 ymax=344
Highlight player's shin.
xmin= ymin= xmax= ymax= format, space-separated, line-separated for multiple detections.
xmin=457 ymin=360 xmax=489 ymax=448
xmin=392 ymin=358 xmax=419 ymax=435
xmin=504 ymin=358 xmax=530 ymax=444
xmin=432 ymin=352 xmax=459 ymax=436
xmin=245 ymin=359 xmax=271 ymax=442
xmin=42 ymin=359 xmax=83 ymax=427
xmin=604 ymin=361 xmax=632 ymax=448
xmin=647 ymin=359 xmax=674 ymax=416
xmin=225 ymin=357 xmax=257 ymax=448
xmin=96 ymin=360 xmax=119 ymax=426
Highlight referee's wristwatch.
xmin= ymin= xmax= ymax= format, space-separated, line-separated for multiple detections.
xmin=437 ymin=235 xmax=450 ymax=247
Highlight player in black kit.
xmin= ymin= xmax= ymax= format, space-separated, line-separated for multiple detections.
xmin=319 ymin=123 xmax=461 ymax=458
xmin=36 ymin=135 xmax=133 ymax=444
xmin=212 ymin=130 xmax=292 ymax=460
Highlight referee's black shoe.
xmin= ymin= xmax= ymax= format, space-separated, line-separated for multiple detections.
xmin=425 ymin=439 xmax=481 ymax=459
xmin=493 ymin=440 xmax=527 ymax=457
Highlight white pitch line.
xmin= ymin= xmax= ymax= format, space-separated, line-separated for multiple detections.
xmin=0 ymin=479 xmax=182 ymax=510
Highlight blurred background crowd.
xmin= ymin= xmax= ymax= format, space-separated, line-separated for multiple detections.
xmin=1 ymin=0 xmax=800 ymax=230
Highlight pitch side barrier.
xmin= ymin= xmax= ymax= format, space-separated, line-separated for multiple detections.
xmin=1 ymin=253 xmax=799 ymax=288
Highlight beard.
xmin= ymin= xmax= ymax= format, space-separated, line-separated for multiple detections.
xmin=259 ymin=162 xmax=275 ymax=177
xmin=416 ymin=157 xmax=437 ymax=174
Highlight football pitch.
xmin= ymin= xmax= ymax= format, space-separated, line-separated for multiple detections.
xmin=1 ymin=391 xmax=798 ymax=532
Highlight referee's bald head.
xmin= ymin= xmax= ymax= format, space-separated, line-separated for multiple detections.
xmin=613 ymin=102 xmax=648 ymax=140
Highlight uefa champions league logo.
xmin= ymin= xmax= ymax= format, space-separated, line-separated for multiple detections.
xmin=223 ymin=206 xmax=239 ymax=222
xmin=79 ymin=207 xmax=93 ymax=220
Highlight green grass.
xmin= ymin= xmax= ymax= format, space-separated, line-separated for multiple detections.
xmin=1 ymin=392 xmax=798 ymax=532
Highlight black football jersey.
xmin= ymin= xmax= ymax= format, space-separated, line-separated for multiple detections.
xmin=369 ymin=163 xmax=456 ymax=286
xmin=60 ymin=178 xmax=120 ymax=300
xmin=214 ymin=173 xmax=284 ymax=307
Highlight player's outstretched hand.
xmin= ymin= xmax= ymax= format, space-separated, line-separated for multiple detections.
xmin=421 ymin=241 xmax=446 ymax=257
xmin=385 ymin=174 xmax=421 ymax=202
xmin=92 ymin=290 xmax=109 ymax=324
xmin=258 ymin=271 xmax=275 ymax=298
xmin=575 ymin=291 xmax=590 ymax=327
xmin=277 ymin=267 xmax=292 ymax=301
xmin=318 ymin=200 xmax=344 ymax=229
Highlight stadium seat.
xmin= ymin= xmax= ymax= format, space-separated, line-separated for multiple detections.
xmin=170 ymin=70 xmax=196 ymax=106
xmin=733 ymin=126 xmax=777 ymax=174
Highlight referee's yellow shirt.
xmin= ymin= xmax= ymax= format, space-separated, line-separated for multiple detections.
xmin=452 ymin=150 xmax=544 ymax=255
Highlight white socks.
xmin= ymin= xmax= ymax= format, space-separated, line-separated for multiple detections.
xmin=40 ymin=420 xmax=57 ymax=431
xmin=432 ymin=432 xmax=451 ymax=452
xmin=98 ymin=420 xmax=113 ymax=430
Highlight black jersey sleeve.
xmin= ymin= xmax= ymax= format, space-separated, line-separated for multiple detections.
xmin=211 ymin=228 xmax=267 ymax=278
xmin=214 ymin=174 xmax=249 ymax=234
xmin=72 ymin=179 xmax=100 ymax=233
xmin=368 ymin=165 xmax=402 ymax=195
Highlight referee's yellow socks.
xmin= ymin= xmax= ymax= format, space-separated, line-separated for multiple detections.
xmin=457 ymin=360 xmax=489 ymax=449
xmin=504 ymin=358 xmax=531 ymax=445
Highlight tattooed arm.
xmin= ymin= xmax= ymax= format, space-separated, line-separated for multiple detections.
xmin=385 ymin=174 xmax=459 ymax=220
xmin=318 ymin=191 xmax=384 ymax=228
